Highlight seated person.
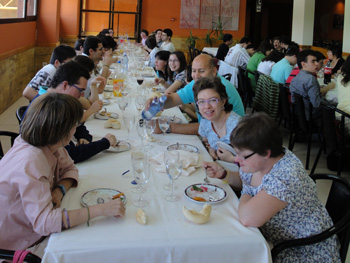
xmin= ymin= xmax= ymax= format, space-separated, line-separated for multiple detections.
xmin=215 ymin=34 xmax=233 ymax=61
xmin=327 ymin=46 xmax=345 ymax=75
xmin=154 ymin=50 xmax=170 ymax=80
xmin=225 ymin=36 xmax=251 ymax=66
xmin=23 ymin=61 xmax=118 ymax=164
xmin=154 ymin=28 xmax=163 ymax=48
xmin=156 ymin=51 xmax=187 ymax=95
xmin=0 ymin=93 xmax=125 ymax=254
xmin=194 ymin=77 xmax=240 ymax=161
xmin=140 ymin=29 xmax=149 ymax=46
xmin=270 ymin=46 xmax=299 ymax=84
xmin=146 ymin=54 xmax=244 ymax=135
xmin=23 ymin=45 xmax=76 ymax=101
xmin=203 ymin=112 xmax=341 ymax=262
xmin=145 ymin=36 xmax=160 ymax=68
xmin=290 ymin=50 xmax=322 ymax=121
xmin=272 ymin=37 xmax=283 ymax=52
xmin=257 ymin=50 xmax=284 ymax=75
xmin=160 ymin=28 xmax=175 ymax=52
xmin=74 ymin=39 xmax=84 ymax=55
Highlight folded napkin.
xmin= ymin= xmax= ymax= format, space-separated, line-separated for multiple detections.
xmin=150 ymin=150 xmax=201 ymax=176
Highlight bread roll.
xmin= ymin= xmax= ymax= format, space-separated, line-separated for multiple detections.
xmin=104 ymin=119 xmax=121 ymax=129
xmin=183 ymin=203 xmax=212 ymax=224
xmin=136 ymin=208 xmax=148 ymax=225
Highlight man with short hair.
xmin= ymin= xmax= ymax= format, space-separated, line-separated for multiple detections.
xmin=23 ymin=61 xmax=117 ymax=163
xmin=146 ymin=54 xmax=244 ymax=135
xmin=290 ymin=50 xmax=322 ymax=121
xmin=160 ymin=28 xmax=175 ymax=52
xmin=22 ymin=45 xmax=76 ymax=101
xmin=270 ymin=46 xmax=299 ymax=84
xmin=155 ymin=29 xmax=163 ymax=48
xmin=224 ymin=36 xmax=251 ymax=66
xmin=215 ymin=34 xmax=233 ymax=61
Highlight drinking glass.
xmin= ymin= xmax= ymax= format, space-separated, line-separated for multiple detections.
xmin=132 ymin=161 xmax=150 ymax=207
xmin=158 ymin=116 xmax=169 ymax=146
xmin=163 ymin=150 xmax=179 ymax=191
xmin=135 ymin=96 xmax=145 ymax=117
xmin=131 ymin=150 xmax=148 ymax=192
xmin=123 ymin=112 xmax=135 ymax=143
xmin=137 ymin=119 xmax=147 ymax=149
xmin=165 ymin=151 xmax=182 ymax=202
xmin=136 ymin=76 xmax=144 ymax=86
xmin=144 ymin=119 xmax=157 ymax=146
xmin=118 ymin=96 xmax=130 ymax=116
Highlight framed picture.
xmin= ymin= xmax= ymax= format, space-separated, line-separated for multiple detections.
xmin=333 ymin=14 xmax=344 ymax=29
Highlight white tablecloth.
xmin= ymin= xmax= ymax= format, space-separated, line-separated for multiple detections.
xmin=42 ymin=69 xmax=271 ymax=263
xmin=202 ymin=47 xmax=218 ymax=57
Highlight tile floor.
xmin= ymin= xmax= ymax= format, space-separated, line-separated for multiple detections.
xmin=0 ymin=97 xmax=349 ymax=261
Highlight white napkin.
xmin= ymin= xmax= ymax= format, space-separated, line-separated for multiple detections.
xmin=150 ymin=150 xmax=201 ymax=176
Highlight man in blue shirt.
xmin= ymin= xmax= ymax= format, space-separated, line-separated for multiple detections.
xmin=148 ymin=54 xmax=244 ymax=135
xmin=270 ymin=46 xmax=299 ymax=84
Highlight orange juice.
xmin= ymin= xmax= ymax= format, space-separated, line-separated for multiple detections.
xmin=113 ymin=78 xmax=124 ymax=97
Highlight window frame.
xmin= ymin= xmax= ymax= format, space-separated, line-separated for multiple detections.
xmin=0 ymin=0 xmax=37 ymax=24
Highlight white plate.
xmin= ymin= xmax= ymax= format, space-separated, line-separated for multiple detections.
xmin=94 ymin=112 xmax=119 ymax=120
xmin=167 ymin=143 xmax=199 ymax=153
xmin=184 ymin=184 xmax=227 ymax=204
xmin=104 ymin=85 xmax=113 ymax=92
xmin=216 ymin=160 xmax=239 ymax=172
xmin=216 ymin=141 xmax=236 ymax=155
xmin=102 ymin=99 xmax=111 ymax=105
xmin=163 ymin=115 xmax=182 ymax=124
xmin=105 ymin=141 xmax=131 ymax=153
xmin=81 ymin=188 xmax=126 ymax=206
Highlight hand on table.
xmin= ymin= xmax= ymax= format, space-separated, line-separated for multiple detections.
xmin=155 ymin=78 xmax=165 ymax=85
xmin=202 ymin=161 xmax=225 ymax=179
xmin=90 ymin=100 xmax=103 ymax=113
xmin=208 ymin=147 xmax=218 ymax=160
xmin=104 ymin=133 xmax=117 ymax=146
xmin=51 ymin=187 xmax=63 ymax=208
xmin=78 ymin=138 xmax=90 ymax=145
xmin=98 ymin=198 xmax=126 ymax=218
xmin=217 ymin=147 xmax=236 ymax=163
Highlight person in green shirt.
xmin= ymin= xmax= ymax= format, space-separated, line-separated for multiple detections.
xmin=247 ymin=41 xmax=273 ymax=93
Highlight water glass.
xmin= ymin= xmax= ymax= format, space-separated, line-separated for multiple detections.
xmin=123 ymin=112 xmax=135 ymax=143
xmin=132 ymin=161 xmax=150 ymax=207
xmin=158 ymin=117 xmax=169 ymax=146
xmin=165 ymin=153 xmax=182 ymax=202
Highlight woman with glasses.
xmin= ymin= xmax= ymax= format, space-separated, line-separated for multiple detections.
xmin=193 ymin=77 xmax=240 ymax=162
xmin=203 ymin=112 xmax=341 ymax=263
xmin=0 ymin=93 xmax=125 ymax=256
xmin=155 ymin=51 xmax=187 ymax=95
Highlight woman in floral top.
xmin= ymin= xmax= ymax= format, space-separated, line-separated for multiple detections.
xmin=203 ymin=112 xmax=341 ymax=262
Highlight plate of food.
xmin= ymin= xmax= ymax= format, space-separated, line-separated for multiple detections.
xmin=167 ymin=143 xmax=199 ymax=153
xmin=102 ymin=99 xmax=111 ymax=105
xmin=81 ymin=188 xmax=126 ymax=206
xmin=94 ymin=111 xmax=118 ymax=120
xmin=105 ymin=140 xmax=131 ymax=153
xmin=216 ymin=141 xmax=236 ymax=155
xmin=104 ymin=84 xmax=113 ymax=92
xmin=184 ymin=184 xmax=227 ymax=204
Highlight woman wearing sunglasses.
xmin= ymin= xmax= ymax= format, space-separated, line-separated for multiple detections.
xmin=203 ymin=112 xmax=340 ymax=263
xmin=193 ymin=77 xmax=240 ymax=162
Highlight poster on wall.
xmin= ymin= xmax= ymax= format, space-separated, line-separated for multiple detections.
xmin=180 ymin=0 xmax=240 ymax=30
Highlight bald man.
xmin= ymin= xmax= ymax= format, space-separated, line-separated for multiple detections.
xmin=147 ymin=54 xmax=244 ymax=135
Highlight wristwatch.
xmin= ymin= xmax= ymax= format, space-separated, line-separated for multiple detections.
xmin=166 ymin=124 xmax=172 ymax=133
xmin=54 ymin=184 xmax=66 ymax=197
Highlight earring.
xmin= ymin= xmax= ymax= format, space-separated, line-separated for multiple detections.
xmin=221 ymin=105 xmax=225 ymax=110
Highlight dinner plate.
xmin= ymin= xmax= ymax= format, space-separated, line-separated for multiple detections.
xmin=102 ymin=99 xmax=111 ymax=105
xmin=94 ymin=112 xmax=119 ymax=120
xmin=167 ymin=143 xmax=199 ymax=153
xmin=162 ymin=115 xmax=182 ymax=124
xmin=216 ymin=141 xmax=236 ymax=155
xmin=142 ymin=74 xmax=156 ymax=78
xmin=184 ymin=183 xmax=227 ymax=204
xmin=81 ymin=188 xmax=126 ymax=206
xmin=105 ymin=141 xmax=131 ymax=153
xmin=104 ymin=84 xmax=113 ymax=92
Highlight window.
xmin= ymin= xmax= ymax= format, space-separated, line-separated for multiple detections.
xmin=0 ymin=0 xmax=37 ymax=23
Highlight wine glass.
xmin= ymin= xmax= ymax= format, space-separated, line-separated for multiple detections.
xmin=136 ymin=119 xmax=147 ymax=149
xmin=165 ymin=151 xmax=182 ymax=202
xmin=158 ymin=116 xmax=169 ymax=146
xmin=163 ymin=150 xmax=179 ymax=191
xmin=144 ymin=119 xmax=157 ymax=146
xmin=132 ymin=161 xmax=150 ymax=207
xmin=135 ymin=96 xmax=145 ymax=117
xmin=131 ymin=150 xmax=148 ymax=192
xmin=118 ymin=96 xmax=130 ymax=116
xmin=123 ymin=112 xmax=135 ymax=143
xmin=136 ymin=76 xmax=144 ymax=86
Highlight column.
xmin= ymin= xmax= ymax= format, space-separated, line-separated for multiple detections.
xmin=291 ymin=0 xmax=315 ymax=47
xmin=343 ymin=0 xmax=350 ymax=53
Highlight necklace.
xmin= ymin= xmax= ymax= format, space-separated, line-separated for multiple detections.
xmin=212 ymin=113 xmax=229 ymax=138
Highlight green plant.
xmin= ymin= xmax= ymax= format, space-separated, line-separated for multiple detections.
xmin=204 ymin=30 xmax=213 ymax=47
xmin=212 ymin=16 xmax=225 ymax=40
xmin=186 ymin=30 xmax=199 ymax=47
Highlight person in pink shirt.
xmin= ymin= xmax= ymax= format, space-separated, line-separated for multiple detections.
xmin=0 ymin=93 xmax=125 ymax=253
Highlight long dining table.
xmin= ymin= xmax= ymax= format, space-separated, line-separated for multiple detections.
xmin=42 ymin=46 xmax=271 ymax=263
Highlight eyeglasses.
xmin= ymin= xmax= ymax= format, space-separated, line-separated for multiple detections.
xmin=236 ymin=152 xmax=256 ymax=160
xmin=169 ymin=59 xmax=179 ymax=63
xmin=196 ymin=98 xmax=221 ymax=107
xmin=71 ymin=84 xmax=85 ymax=94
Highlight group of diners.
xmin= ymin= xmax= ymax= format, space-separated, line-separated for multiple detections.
xmin=0 ymin=27 xmax=345 ymax=262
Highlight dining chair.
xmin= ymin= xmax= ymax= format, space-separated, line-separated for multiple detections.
xmin=188 ymin=46 xmax=195 ymax=62
xmin=16 ymin=105 xmax=28 ymax=124
xmin=217 ymin=60 xmax=238 ymax=87
xmin=0 ymin=249 xmax=42 ymax=263
xmin=271 ymin=173 xmax=350 ymax=263
xmin=0 ymin=131 xmax=19 ymax=159
xmin=237 ymin=66 xmax=254 ymax=110
xmin=289 ymin=93 xmax=322 ymax=170
xmin=278 ymin=84 xmax=294 ymax=149
xmin=254 ymin=70 xmax=263 ymax=87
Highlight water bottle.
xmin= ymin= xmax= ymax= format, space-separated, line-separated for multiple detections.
xmin=141 ymin=95 xmax=167 ymax=120
xmin=324 ymin=60 xmax=332 ymax=84
xmin=122 ymin=52 xmax=128 ymax=72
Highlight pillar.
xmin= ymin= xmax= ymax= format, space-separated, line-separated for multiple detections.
xmin=291 ymin=0 xmax=315 ymax=47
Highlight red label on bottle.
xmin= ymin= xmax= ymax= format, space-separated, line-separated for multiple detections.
xmin=324 ymin=67 xmax=332 ymax=74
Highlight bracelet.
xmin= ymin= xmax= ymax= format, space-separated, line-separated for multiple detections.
xmin=219 ymin=169 xmax=227 ymax=180
xmin=86 ymin=206 xmax=90 ymax=227
xmin=55 ymin=184 xmax=66 ymax=197
xmin=223 ymin=169 xmax=230 ymax=184
xmin=103 ymin=64 xmax=110 ymax=68
xmin=63 ymin=208 xmax=70 ymax=229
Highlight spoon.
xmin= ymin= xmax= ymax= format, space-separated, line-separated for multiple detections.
xmin=97 ymin=197 xmax=104 ymax=204
xmin=204 ymin=169 xmax=210 ymax=184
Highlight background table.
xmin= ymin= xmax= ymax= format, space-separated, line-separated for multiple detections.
xmin=42 ymin=60 xmax=271 ymax=263
xmin=202 ymin=47 xmax=218 ymax=57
